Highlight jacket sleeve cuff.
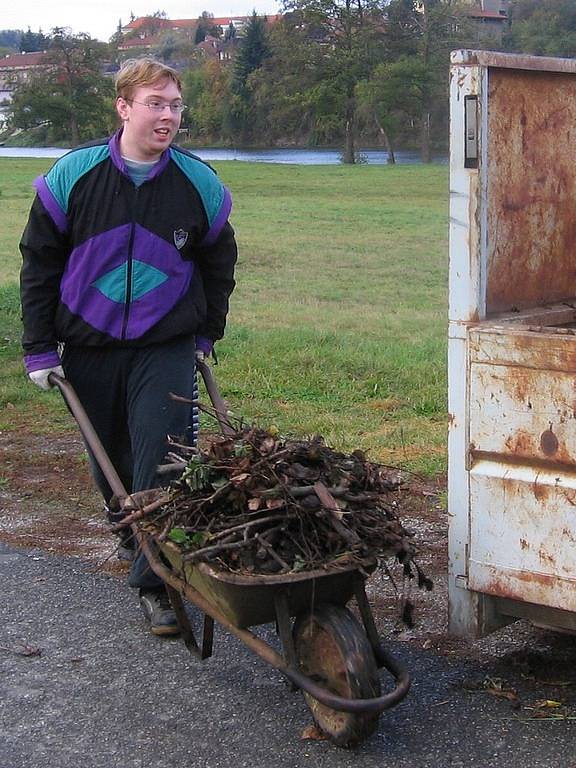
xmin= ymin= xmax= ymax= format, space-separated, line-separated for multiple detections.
xmin=24 ymin=351 xmax=61 ymax=375
xmin=195 ymin=336 xmax=213 ymax=356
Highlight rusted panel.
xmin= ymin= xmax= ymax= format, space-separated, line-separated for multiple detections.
xmin=468 ymin=467 xmax=576 ymax=611
xmin=488 ymin=302 xmax=576 ymax=327
xmin=469 ymin=325 xmax=576 ymax=372
xmin=470 ymin=361 xmax=576 ymax=466
xmin=452 ymin=49 xmax=576 ymax=75
xmin=472 ymin=563 xmax=576 ymax=612
xmin=472 ymin=564 xmax=576 ymax=608
xmin=485 ymin=68 xmax=576 ymax=314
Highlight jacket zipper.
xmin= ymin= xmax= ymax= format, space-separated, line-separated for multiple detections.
xmin=121 ymin=187 xmax=138 ymax=340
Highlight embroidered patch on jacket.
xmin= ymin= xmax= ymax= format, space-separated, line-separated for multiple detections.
xmin=174 ymin=229 xmax=189 ymax=250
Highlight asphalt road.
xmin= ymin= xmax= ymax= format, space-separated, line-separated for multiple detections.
xmin=2 ymin=540 xmax=576 ymax=768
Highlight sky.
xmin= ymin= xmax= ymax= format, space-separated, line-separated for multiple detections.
xmin=3 ymin=0 xmax=282 ymax=43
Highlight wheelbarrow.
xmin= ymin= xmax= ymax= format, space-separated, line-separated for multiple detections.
xmin=49 ymin=365 xmax=411 ymax=748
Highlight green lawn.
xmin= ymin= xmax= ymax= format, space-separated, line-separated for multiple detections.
xmin=0 ymin=158 xmax=448 ymax=475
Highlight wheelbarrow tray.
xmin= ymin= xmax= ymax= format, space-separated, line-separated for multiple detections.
xmin=154 ymin=536 xmax=376 ymax=629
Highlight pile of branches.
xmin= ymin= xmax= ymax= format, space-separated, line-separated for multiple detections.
xmin=140 ymin=427 xmax=431 ymax=587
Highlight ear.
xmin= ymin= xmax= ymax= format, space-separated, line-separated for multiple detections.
xmin=116 ymin=97 xmax=130 ymax=122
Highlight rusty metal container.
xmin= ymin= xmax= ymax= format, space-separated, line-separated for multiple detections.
xmin=448 ymin=50 xmax=576 ymax=637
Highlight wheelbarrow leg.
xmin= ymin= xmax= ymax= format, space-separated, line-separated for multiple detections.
xmin=352 ymin=573 xmax=384 ymax=663
xmin=274 ymin=590 xmax=299 ymax=692
xmin=164 ymin=585 xmax=215 ymax=660
xmin=201 ymin=613 xmax=215 ymax=659
xmin=352 ymin=573 xmax=409 ymax=683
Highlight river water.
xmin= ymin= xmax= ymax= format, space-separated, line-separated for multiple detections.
xmin=0 ymin=146 xmax=447 ymax=165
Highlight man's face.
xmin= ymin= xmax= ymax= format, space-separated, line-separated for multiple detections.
xmin=116 ymin=78 xmax=183 ymax=162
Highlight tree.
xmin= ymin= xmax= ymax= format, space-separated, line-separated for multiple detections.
xmin=357 ymin=57 xmax=431 ymax=162
xmin=182 ymin=59 xmax=232 ymax=141
xmin=237 ymin=14 xmax=324 ymax=146
xmin=505 ymin=0 xmax=576 ymax=56
xmin=229 ymin=12 xmax=271 ymax=141
xmin=195 ymin=11 xmax=222 ymax=43
xmin=273 ymin=0 xmax=389 ymax=163
xmin=385 ymin=0 xmax=474 ymax=161
xmin=0 ymin=29 xmax=23 ymax=51
xmin=20 ymin=27 xmax=48 ymax=53
xmin=8 ymin=28 xmax=115 ymax=145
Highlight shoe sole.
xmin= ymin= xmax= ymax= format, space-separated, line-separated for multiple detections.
xmin=151 ymin=624 xmax=181 ymax=637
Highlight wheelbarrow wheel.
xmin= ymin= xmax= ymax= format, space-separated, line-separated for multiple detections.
xmin=293 ymin=603 xmax=381 ymax=748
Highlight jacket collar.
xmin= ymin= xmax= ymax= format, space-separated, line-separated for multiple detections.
xmin=109 ymin=128 xmax=171 ymax=179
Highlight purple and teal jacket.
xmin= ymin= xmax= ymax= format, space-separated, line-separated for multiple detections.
xmin=20 ymin=131 xmax=237 ymax=374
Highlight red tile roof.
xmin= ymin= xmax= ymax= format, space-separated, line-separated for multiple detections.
xmin=0 ymin=51 xmax=47 ymax=68
xmin=466 ymin=9 xmax=508 ymax=18
xmin=168 ymin=19 xmax=197 ymax=28
xmin=124 ymin=14 xmax=281 ymax=32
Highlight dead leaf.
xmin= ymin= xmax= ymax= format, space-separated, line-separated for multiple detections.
xmin=230 ymin=472 xmax=249 ymax=485
xmin=248 ymin=498 xmax=261 ymax=511
xmin=301 ymin=724 xmax=328 ymax=741
xmin=485 ymin=688 xmax=518 ymax=702
xmin=259 ymin=437 xmax=277 ymax=454
xmin=535 ymin=699 xmax=563 ymax=709
xmin=483 ymin=676 xmax=518 ymax=701
xmin=462 ymin=676 xmax=518 ymax=702
xmin=0 ymin=642 xmax=42 ymax=658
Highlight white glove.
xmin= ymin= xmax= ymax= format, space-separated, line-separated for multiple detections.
xmin=28 ymin=365 xmax=65 ymax=391
xmin=195 ymin=350 xmax=206 ymax=363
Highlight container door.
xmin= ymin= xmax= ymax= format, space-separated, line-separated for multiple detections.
xmin=468 ymin=324 xmax=576 ymax=612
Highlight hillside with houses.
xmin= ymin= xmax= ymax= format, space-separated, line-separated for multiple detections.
xmin=1 ymin=0 xmax=573 ymax=160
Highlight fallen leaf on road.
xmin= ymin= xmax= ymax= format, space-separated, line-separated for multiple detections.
xmin=301 ymin=724 xmax=328 ymax=741
xmin=461 ymin=676 xmax=518 ymax=702
xmin=0 ymin=641 xmax=42 ymax=658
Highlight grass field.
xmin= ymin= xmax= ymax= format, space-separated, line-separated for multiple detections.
xmin=0 ymin=157 xmax=449 ymax=475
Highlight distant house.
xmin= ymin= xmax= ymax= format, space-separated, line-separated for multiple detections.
xmin=196 ymin=34 xmax=234 ymax=62
xmin=464 ymin=0 xmax=509 ymax=40
xmin=0 ymin=51 xmax=49 ymax=127
xmin=0 ymin=51 xmax=48 ymax=104
xmin=122 ymin=14 xmax=281 ymax=36
xmin=118 ymin=14 xmax=282 ymax=54
xmin=118 ymin=16 xmax=198 ymax=53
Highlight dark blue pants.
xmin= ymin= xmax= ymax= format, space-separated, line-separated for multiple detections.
xmin=62 ymin=337 xmax=196 ymax=589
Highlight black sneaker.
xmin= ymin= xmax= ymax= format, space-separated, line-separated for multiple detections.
xmin=138 ymin=588 xmax=180 ymax=637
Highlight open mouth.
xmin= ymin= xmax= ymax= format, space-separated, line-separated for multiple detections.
xmin=154 ymin=128 xmax=171 ymax=138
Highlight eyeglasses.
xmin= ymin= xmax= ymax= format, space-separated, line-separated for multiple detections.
xmin=129 ymin=99 xmax=187 ymax=114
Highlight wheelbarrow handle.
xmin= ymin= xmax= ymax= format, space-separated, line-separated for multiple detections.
xmin=195 ymin=359 xmax=235 ymax=437
xmin=48 ymin=372 xmax=130 ymax=502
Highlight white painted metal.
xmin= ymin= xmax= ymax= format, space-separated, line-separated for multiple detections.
xmin=469 ymin=461 xmax=576 ymax=611
xmin=447 ymin=53 xmax=490 ymax=636
xmin=448 ymin=50 xmax=576 ymax=637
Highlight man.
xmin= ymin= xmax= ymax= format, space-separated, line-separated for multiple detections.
xmin=20 ymin=58 xmax=237 ymax=636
